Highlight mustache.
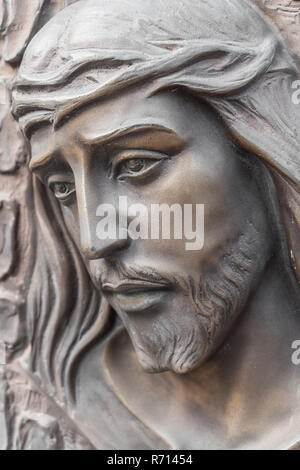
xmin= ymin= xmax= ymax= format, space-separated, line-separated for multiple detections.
xmin=99 ymin=259 xmax=176 ymax=287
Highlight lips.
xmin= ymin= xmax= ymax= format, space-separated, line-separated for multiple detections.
xmin=102 ymin=279 xmax=169 ymax=293
xmin=101 ymin=279 xmax=170 ymax=313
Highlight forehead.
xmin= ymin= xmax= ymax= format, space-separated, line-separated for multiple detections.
xmin=29 ymin=85 xmax=229 ymax=169
xmin=29 ymin=84 xmax=165 ymax=164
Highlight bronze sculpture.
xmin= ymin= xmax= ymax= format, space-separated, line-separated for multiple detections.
xmin=0 ymin=0 xmax=299 ymax=449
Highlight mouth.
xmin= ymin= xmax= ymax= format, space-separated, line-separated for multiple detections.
xmin=101 ymin=280 xmax=170 ymax=313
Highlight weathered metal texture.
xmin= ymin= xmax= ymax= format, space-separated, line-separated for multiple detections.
xmin=0 ymin=0 xmax=299 ymax=450
xmin=0 ymin=0 xmax=89 ymax=450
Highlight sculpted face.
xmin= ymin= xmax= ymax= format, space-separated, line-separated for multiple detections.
xmin=29 ymin=85 xmax=273 ymax=373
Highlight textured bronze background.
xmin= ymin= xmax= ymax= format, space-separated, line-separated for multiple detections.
xmin=0 ymin=0 xmax=299 ymax=450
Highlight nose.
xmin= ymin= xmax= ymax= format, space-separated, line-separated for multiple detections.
xmin=82 ymin=238 xmax=130 ymax=260
xmin=79 ymin=204 xmax=130 ymax=260
xmin=76 ymin=172 xmax=130 ymax=260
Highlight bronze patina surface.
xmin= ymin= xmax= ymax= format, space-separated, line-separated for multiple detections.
xmin=0 ymin=0 xmax=299 ymax=450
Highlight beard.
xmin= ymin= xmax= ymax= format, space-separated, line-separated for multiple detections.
xmin=94 ymin=221 xmax=269 ymax=374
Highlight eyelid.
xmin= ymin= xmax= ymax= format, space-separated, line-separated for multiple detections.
xmin=46 ymin=174 xmax=76 ymax=204
xmin=46 ymin=173 xmax=75 ymax=186
xmin=109 ymin=149 xmax=169 ymax=178
xmin=49 ymin=182 xmax=76 ymax=204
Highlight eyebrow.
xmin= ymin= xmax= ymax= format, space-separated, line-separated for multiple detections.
xmin=30 ymin=123 xmax=187 ymax=171
xmin=30 ymin=151 xmax=54 ymax=171
xmin=78 ymin=123 xmax=186 ymax=147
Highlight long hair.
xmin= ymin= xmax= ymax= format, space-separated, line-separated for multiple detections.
xmin=11 ymin=0 xmax=300 ymax=406
xmin=26 ymin=178 xmax=111 ymax=404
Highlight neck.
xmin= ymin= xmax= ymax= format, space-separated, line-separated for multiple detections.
xmin=103 ymin=252 xmax=300 ymax=448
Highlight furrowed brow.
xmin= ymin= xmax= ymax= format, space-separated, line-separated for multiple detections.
xmin=30 ymin=123 xmax=187 ymax=170
xmin=78 ymin=123 xmax=187 ymax=152
xmin=29 ymin=151 xmax=54 ymax=171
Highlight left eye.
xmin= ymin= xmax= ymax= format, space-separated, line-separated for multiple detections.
xmin=112 ymin=152 xmax=166 ymax=181
xmin=50 ymin=182 xmax=75 ymax=200
xmin=119 ymin=158 xmax=147 ymax=174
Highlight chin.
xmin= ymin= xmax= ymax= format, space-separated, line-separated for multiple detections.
xmin=133 ymin=332 xmax=207 ymax=375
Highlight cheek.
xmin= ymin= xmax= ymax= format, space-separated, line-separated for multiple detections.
xmin=61 ymin=203 xmax=81 ymax=247
xmin=127 ymin=151 xmax=239 ymax=274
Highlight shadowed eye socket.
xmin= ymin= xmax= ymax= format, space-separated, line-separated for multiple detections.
xmin=49 ymin=181 xmax=75 ymax=202
xmin=110 ymin=150 xmax=169 ymax=181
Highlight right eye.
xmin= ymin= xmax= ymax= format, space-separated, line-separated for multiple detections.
xmin=49 ymin=182 xmax=75 ymax=201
